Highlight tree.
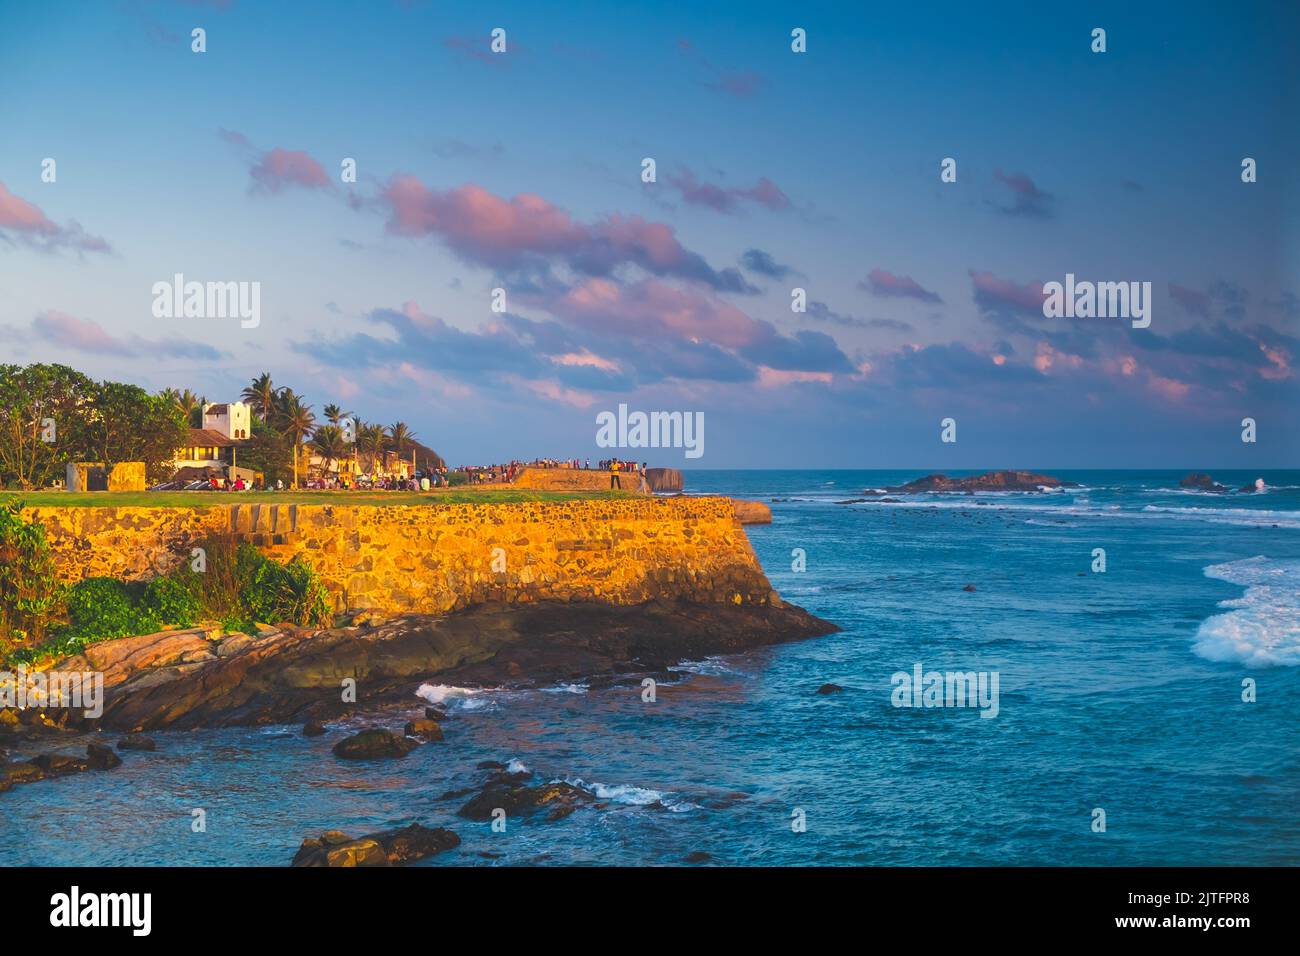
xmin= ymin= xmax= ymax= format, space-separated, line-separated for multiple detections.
xmin=0 ymin=364 xmax=97 ymax=490
xmin=175 ymin=389 xmax=203 ymax=428
xmin=276 ymin=389 xmax=316 ymax=488
xmin=323 ymin=403 xmax=353 ymax=427
xmin=356 ymin=422 xmax=387 ymax=478
xmin=388 ymin=422 xmax=416 ymax=470
xmin=309 ymin=424 xmax=347 ymax=478
xmin=242 ymin=373 xmax=276 ymax=423
xmin=85 ymin=382 xmax=189 ymax=483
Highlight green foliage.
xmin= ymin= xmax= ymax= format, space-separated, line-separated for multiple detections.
xmin=0 ymin=363 xmax=97 ymax=489
xmin=0 ymin=501 xmax=63 ymax=657
xmin=63 ymin=577 xmax=159 ymax=643
xmin=141 ymin=573 xmax=202 ymax=628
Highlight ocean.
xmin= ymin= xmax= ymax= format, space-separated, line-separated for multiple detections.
xmin=5 ymin=470 xmax=1299 ymax=866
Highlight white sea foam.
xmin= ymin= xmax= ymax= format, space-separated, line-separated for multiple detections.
xmin=1192 ymin=556 xmax=1300 ymax=667
xmin=1141 ymin=505 xmax=1300 ymax=529
xmin=563 ymin=777 xmax=695 ymax=811
xmin=541 ymin=682 xmax=588 ymax=694
xmin=415 ymin=683 xmax=481 ymax=705
xmin=506 ymin=758 xmax=529 ymax=774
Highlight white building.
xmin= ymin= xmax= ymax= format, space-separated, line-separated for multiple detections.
xmin=202 ymin=401 xmax=252 ymax=440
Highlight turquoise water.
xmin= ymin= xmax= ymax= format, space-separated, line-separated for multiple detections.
xmin=4 ymin=470 xmax=1299 ymax=865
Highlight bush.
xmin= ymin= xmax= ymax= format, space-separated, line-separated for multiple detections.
xmin=141 ymin=573 xmax=202 ymax=628
xmin=0 ymin=501 xmax=63 ymax=658
xmin=63 ymin=577 xmax=159 ymax=642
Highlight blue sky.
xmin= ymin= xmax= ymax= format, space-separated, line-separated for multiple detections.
xmin=1 ymin=0 xmax=1296 ymax=467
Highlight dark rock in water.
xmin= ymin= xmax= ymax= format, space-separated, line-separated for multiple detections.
xmin=1 ymin=742 xmax=123 ymax=793
xmin=1239 ymin=479 xmax=1264 ymax=493
xmin=302 ymin=720 xmax=327 ymax=738
xmin=292 ymin=823 xmax=460 ymax=867
xmin=424 ymin=706 xmax=449 ymax=721
xmin=886 ymin=471 xmax=1076 ymax=494
xmin=644 ymin=467 xmax=683 ymax=493
xmin=962 ymin=584 xmax=977 ymax=592
xmin=459 ymin=778 xmax=597 ymax=823
xmin=816 ymin=683 xmax=845 ymax=695
xmin=404 ymin=718 xmax=443 ymax=741
xmin=87 ymin=742 xmax=122 ymax=770
xmin=117 ymin=734 xmax=156 ymax=752
xmin=332 ymin=729 xmax=418 ymax=760
xmin=878 ymin=497 xmax=903 ymax=503
xmin=683 ymin=851 xmax=713 ymax=864
xmin=476 ymin=760 xmax=507 ymax=770
xmin=1179 ymin=472 xmax=1228 ymax=492
xmin=83 ymin=599 xmax=838 ymax=732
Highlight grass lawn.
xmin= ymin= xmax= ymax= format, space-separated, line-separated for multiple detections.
xmin=1 ymin=488 xmax=644 ymax=508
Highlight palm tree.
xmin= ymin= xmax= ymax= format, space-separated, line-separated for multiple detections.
xmin=356 ymin=422 xmax=388 ymax=478
xmin=309 ymin=424 xmax=347 ymax=478
xmin=277 ymin=390 xmax=316 ymax=488
xmin=323 ymin=403 xmax=353 ymax=427
xmin=242 ymin=373 xmax=276 ymax=423
xmin=388 ymin=422 xmax=416 ymax=473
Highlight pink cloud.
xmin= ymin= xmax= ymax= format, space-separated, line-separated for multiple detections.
xmin=0 ymin=181 xmax=110 ymax=254
xmin=970 ymin=270 xmax=1048 ymax=315
xmin=862 ymin=268 xmax=942 ymax=303
xmin=250 ymin=148 xmax=331 ymax=193
xmin=378 ymin=176 xmax=752 ymax=291
xmin=667 ymin=169 xmax=790 ymax=213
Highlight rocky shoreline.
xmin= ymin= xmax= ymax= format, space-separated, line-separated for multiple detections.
xmin=2 ymin=598 xmax=837 ymax=739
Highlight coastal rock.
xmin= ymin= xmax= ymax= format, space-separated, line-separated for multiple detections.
xmin=962 ymin=584 xmax=977 ymax=592
xmin=458 ymin=777 xmax=597 ymax=823
xmin=404 ymin=718 xmax=443 ymax=741
xmin=815 ymin=683 xmax=845 ymax=695
xmin=117 ymin=734 xmax=156 ymax=752
xmin=80 ymin=599 xmax=838 ymax=732
xmin=644 ymin=468 xmax=684 ymax=493
xmin=731 ymin=499 xmax=773 ymax=525
xmin=1179 ymin=472 xmax=1228 ymax=492
xmin=302 ymin=720 xmax=327 ymax=737
xmin=332 ymin=729 xmax=418 ymax=760
xmin=292 ymin=823 xmax=460 ymax=867
xmin=885 ymin=471 xmax=1076 ymax=494
xmin=0 ymin=742 xmax=123 ymax=794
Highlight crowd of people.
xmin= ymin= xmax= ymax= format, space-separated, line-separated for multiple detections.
xmin=188 ymin=457 xmax=652 ymax=492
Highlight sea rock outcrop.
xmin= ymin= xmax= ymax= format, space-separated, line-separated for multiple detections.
xmin=332 ymin=729 xmax=418 ymax=760
xmin=0 ymin=742 xmax=123 ymax=794
xmin=458 ymin=776 xmax=598 ymax=823
xmin=291 ymin=823 xmax=460 ymax=867
xmin=645 ymin=468 xmax=684 ymax=492
xmin=884 ymin=471 xmax=1076 ymax=493
xmin=51 ymin=599 xmax=837 ymax=733
xmin=731 ymin=499 xmax=772 ymax=524
xmin=1179 ymin=472 xmax=1229 ymax=492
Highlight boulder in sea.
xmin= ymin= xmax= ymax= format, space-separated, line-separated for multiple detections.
xmin=404 ymin=718 xmax=444 ymax=741
xmin=117 ymin=734 xmax=156 ymax=752
xmin=292 ymin=823 xmax=460 ymax=867
xmin=731 ymin=499 xmax=772 ymax=524
xmin=816 ymin=683 xmax=845 ymax=695
xmin=1178 ymin=472 xmax=1228 ymax=492
xmin=644 ymin=468 xmax=684 ymax=493
xmin=87 ymin=742 xmax=123 ymax=770
xmin=962 ymin=584 xmax=977 ymax=592
xmin=331 ymin=728 xmax=419 ymax=760
xmin=683 ymin=851 xmax=713 ymax=864
xmin=458 ymin=776 xmax=597 ymax=823
xmin=886 ymin=471 xmax=1076 ymax=494
xmin=302 ymin=720 xmax=327 ymax=738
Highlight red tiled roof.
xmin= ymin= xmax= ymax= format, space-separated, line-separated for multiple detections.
xmin=186 ymin=428 xmax=241 ymax=447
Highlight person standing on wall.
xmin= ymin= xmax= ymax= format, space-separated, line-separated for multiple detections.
xmin=610 ymin=458 xmax=621 ymax=489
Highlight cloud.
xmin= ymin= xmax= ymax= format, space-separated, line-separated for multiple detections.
xmin=740 ymin=248 xmax=798 ymax=280
xmin=805 ymin=300 xmax=912 ymax=332
xmin=970 ymin=269 xmax=1048 ymax=318
xmin=860 ymin=268 xmax=942 ymax=304
xmin=675 ymin=38 xmax=763 ymax=98
xmin=992 ymin=169 xmax=1054 ymax=218
xmin=376 ymin=177 xmax=756 ymax=292
xmin=444 ymin=35 xmax=511 ymax=66
xmin=0 ymin=181 xmax=111 ymax=255
xmin=249 ymin=148 xmax=332 ymax=194
xmin=666 ymin=168 xmax=790 ymax=214
xmin=30 ymin=311 xmax=223 ymax=360
xmin=1169 ymin=282 xmax=1211 ymax=317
